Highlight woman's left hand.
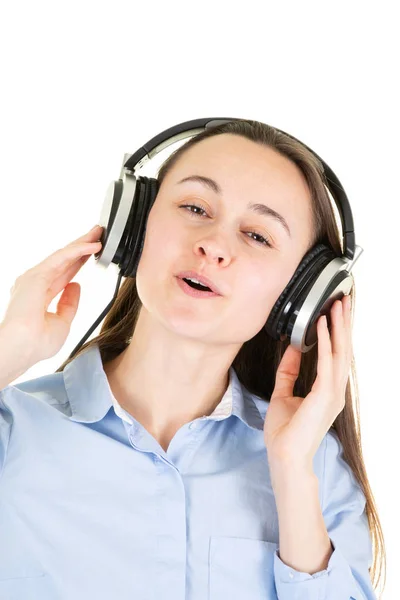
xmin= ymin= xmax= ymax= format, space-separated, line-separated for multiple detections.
xmin=264 ymin=294 xmax=353 ymax=470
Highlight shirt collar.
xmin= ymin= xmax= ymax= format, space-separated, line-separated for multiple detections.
xmin=63 ymin=343 xmax=264 ymax=432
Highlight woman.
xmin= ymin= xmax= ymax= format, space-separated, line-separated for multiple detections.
xmin=0 ymin=119 xmax=385 ymax=599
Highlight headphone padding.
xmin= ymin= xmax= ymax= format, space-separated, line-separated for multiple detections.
xmin=265 ymin=243 xmax=336 ymax=339
xmin=124 ymin=176 xmax=159 ymax=278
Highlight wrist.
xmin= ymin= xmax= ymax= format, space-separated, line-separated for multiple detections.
xmin=268 ymin=455 xmax=317 ymax=491
xmin=268 ymin=450 xmax=315 ymax=474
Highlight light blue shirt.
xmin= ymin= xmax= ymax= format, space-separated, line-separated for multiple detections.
xmin=0 ymin=342 xmax=376 ymax=599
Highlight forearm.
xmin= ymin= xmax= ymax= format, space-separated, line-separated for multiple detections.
xmin=269 ymin=459 xmax=333 ymax=575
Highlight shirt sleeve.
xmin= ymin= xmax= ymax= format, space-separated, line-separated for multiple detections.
xmin=273 ymin=430 xmax=377 ymax=600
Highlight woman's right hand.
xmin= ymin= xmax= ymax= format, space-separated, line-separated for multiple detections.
xmin=0 ymin=224 xmax=104 ymax=369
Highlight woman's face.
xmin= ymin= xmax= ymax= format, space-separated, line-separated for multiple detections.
xmin=135 ymin=133 xmax=314 ymax=346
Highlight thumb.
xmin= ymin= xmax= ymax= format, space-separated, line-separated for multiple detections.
xmin=273 ymin=344 xmax=302 ymax=399
xmin=56 ymin=282 xmax=81 ymax=326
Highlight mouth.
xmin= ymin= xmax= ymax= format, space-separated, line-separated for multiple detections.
xmin=176 ymin=271 xmax=222 ymax=295
xmin=175 ymin=276 xmax=222 ymax=298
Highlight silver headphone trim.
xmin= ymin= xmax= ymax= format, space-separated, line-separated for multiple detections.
xmin=96 ymin=172 xmax=137 ymax=269
xmin=290 ymin=244 xmax=363 ymax=351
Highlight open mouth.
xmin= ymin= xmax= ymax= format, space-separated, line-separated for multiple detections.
xmin=182 ymin=277 xmax=212 ymax=292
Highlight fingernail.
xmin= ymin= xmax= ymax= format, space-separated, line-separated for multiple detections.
xmin=90 ymin=225 xmax=101 ymax=231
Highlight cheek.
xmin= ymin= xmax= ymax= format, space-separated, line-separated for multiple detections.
xmin=139 ymin=210 xmax=176 ymax=266
xmin=241 ymin=267 xmax=275 ymax=300
xmin=135 ymin=212 xmax=182 ymax=300
xmin=237 ymin=267 xmax=284 ymax=326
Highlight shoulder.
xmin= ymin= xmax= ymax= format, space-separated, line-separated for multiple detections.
xmin=0 ymin=371 xmax=70 ymax=428
xmin=3 ymin=371 xmax=67 ymax=408
xmin=0 ymin=372 xmax=69 ymax=475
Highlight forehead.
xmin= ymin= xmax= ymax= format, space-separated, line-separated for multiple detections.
xmin=171 ymin=134 xmax=309 ymax=195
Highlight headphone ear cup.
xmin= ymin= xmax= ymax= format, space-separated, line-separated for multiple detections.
xmin=264 ymin=243 xmax=336 ymax=341
xmin=120 ymin=176 xmax=159 ymax=278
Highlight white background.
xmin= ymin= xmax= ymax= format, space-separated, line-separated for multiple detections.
xmin=0 ymin=1 xmax=397 ymax=597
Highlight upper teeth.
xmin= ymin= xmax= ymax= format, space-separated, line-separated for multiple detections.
xmin=186 ymin=277 xmax=205 ymax=285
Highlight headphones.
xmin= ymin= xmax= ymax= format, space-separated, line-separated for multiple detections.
xmin=66 ymin=117 xmax=363 ymax=362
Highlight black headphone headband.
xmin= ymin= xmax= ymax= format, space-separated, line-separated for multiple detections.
xmin=123 ymin=117 xmax=356 ymax=260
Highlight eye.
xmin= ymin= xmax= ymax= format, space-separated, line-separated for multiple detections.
xmin=179 ymin=203 xmax=273 ymax=248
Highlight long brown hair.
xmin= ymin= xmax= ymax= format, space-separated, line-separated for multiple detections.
xmin=56 ymin=119 xmax=386 ymax=596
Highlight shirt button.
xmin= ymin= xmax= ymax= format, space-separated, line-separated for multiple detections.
xmin=189 ymin=422 xmax=196 ymax=430
xmin=289 ymin=572 xmax=294 ymax=579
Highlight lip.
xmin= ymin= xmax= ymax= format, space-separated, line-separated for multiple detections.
xmin=176 ymin=277 xmax=221 ymax=299
xmin=176 ymin=271 xmax=222 ymax=295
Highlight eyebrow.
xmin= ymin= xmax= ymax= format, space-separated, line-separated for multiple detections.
xmin=176 ymin=175 xmax=291 ymax=238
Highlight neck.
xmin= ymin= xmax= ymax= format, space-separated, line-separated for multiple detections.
xmin=102 ymin=305 xmax=238 ymax=443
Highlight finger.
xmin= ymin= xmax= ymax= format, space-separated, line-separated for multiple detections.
xmin=67 ymin=225 xmax=104 ymax=246
xmin=314 ymin=313 xmax=333 ymax=390
xmin=340 ymin=295 xmax=353 ymax=382
xmin=273 ymin=344 xmax=302 ymax=399
xmin=344 ymin=294 xmax=353 ymax=354
xmin=46 ymin=252 xmax=94 ymax=306
xmin=318 ymin=313 xmax=332 ymax=354
xmin=34 ymin=241 xmax=102 ymax=283
xmin=343 ymin=294 xmax=352 ymax=332
xmin=55 ymin=281 xmax=81 ymax=325
xmin=332 ymin=298 xmax=353 ymax=385
xmin=331 ymin=299 xmax=344 ymax=358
